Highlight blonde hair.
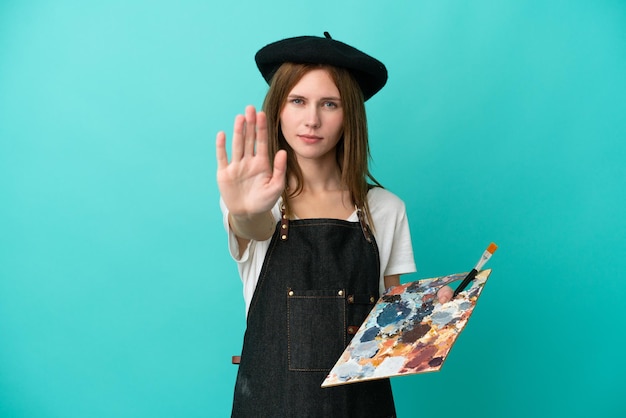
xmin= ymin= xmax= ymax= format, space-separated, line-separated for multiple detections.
xmin=262 ymin=62 xmax=382 ymax=228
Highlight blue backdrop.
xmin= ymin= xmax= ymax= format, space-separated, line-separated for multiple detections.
xmin=1 ymin=1 xmax=625 ymax=417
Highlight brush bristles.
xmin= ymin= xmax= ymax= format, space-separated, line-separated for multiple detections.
xmin=487 ymin=242 xmax=498 ymax=254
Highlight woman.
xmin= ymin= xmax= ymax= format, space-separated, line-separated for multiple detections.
xmin=216 ymin=33 xmax=452 ymax=417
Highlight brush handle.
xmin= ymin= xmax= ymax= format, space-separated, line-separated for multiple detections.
xmin=451 ymin=243 xmax=497 ymax=299
xmin=452 ymin=269 xmax=478 ymax=298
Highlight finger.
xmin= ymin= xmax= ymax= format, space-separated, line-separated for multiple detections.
xmin=216 ymin=131 xmax=229 ymax=170
xmin=269 ymin=149 xmax=288 ymax=190
xmin=255 ymin=110 xmax=269 ymax=159
xmin=437 ymin=286 xmax=453 ymax=304
xmin=244 ymin=105 xmax=257 ymax=156
xmin=231 ymin=114 xmax=245 ymax=161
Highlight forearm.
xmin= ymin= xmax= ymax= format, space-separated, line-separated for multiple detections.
xmin=384 ymin=274 xmax=400 ymax=289
xmin=228 ymin=210 xmax=276 ymax=242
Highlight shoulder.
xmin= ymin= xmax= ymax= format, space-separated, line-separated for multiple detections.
xmin=367 ymin=187 xmax=407 ymax=214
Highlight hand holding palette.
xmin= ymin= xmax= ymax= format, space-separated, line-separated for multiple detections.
xmin=321 ymin=269 xmax=492 ymax=387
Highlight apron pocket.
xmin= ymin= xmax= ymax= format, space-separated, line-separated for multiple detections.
xmin=287 ymin=288 xmax=346 ymax=371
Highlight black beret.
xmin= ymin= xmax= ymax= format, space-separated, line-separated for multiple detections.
xmin=255 ymin=32 xmax=388 ymax=101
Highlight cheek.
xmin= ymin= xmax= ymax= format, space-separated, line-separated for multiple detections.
xmin=279 ymin=110 xmax=294 ymax=131
xmin=330 ymin=114 xmax=344 ymax=136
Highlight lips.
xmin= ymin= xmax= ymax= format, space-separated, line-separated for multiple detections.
xmin=298 ymin=134 xmax=322 ymax=144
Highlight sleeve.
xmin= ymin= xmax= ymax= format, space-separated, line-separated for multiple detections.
xmin=368 ymin=188 xmax=417 ymax=282
xmin=219 ymin=197 xmax=281 ymax=314
xmin=383 ymin=202 xmax=417 ymax=277
xmin=219 ymin=197 xmax=253 ymax=263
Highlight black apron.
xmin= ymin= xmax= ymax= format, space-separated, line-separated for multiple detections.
xmin=232 ymin=211 xmax=396 ymax=417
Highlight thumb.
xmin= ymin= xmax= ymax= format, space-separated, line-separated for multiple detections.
xmin=270 ymin=150 xmax=287 ymax=189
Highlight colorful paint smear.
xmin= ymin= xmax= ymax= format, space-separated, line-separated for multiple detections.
xmin=321 ymin=269 xmax=492 ymax=387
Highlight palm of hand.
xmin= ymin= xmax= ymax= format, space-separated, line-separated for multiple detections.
xmin=216 ymin=106 xmax=287 ymax=216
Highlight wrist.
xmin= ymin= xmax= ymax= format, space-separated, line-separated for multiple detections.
xmin=228 ymin=211 xmax=276 ymax=241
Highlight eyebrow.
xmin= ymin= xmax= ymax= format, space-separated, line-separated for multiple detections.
xmin=288 ymin=94 xmax=342 ymax=101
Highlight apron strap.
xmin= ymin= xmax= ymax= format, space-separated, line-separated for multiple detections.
xmin=356 ymin=207 xmax=372 ymax=243
xmin=280 ymin=205 xmax=372 ymax=243
xmin=280 ymin=205 xmax=289 ymax=241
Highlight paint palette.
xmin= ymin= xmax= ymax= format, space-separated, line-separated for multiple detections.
xmin=321 ymin=269 xmax=492 ymax=387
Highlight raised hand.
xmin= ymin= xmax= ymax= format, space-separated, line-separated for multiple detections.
xmin=216 ymin=105 xmax=287 ymax=218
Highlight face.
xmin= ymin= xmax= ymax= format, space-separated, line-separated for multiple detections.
xmin=280 ymin=68 xmax=344 ymax=165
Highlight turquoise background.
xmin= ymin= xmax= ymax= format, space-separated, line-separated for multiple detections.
xmin=1 ymin=1 xmax=625 ymax=417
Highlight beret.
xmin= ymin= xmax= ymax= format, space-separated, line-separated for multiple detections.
xmin=255 ymin=32 xmax=388 ymax=101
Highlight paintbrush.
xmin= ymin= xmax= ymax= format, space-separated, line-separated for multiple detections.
xmin=452 ymin=242 xmax=498 ymax=298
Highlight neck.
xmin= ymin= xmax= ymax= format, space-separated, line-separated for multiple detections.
xmin=290 ymin=157 xmax=344 ymax=193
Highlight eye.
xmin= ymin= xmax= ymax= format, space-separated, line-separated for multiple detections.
xmin=323 ymin=101 xmax=338 ymax=108
xmin=290 ymin=98 xmax=304 ymax=105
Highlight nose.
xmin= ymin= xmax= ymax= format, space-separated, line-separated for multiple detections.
xmin=304 ymin=106 xmax=321 ymax=128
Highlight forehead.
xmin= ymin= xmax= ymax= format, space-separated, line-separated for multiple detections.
xmin=288 ymin=68 xmax=340 ymax=97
